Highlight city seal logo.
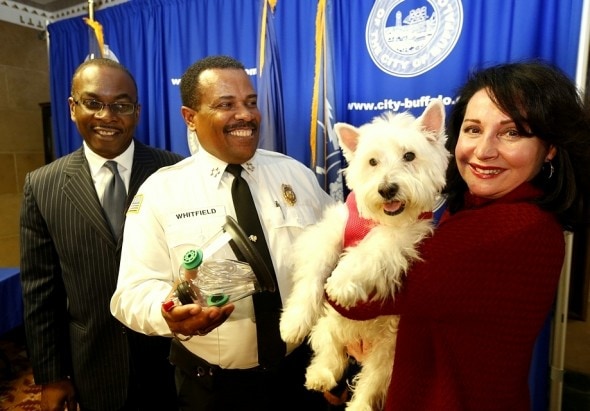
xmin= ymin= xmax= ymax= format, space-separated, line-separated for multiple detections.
xmin=366 ymin=0 xmax=463 ymax=77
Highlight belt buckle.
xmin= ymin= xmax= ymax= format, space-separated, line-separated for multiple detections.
xmin=194 ymin=365 xmax=214 ymax=378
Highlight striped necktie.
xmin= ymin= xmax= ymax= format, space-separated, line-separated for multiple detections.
xmin=102 ymin=160 xmax=126 ymax=239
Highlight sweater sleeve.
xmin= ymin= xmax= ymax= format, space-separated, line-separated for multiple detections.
xmin=327 ymin=194 xmax=565 ymax=323
xmin=326 ymin=281 xmax=400 ymax=320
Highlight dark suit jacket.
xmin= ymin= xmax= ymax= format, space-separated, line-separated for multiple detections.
xmin=20 ymin=140 xmax=183 ymax=410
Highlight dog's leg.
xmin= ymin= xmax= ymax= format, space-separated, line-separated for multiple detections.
xmin=305 ymin=307 xmax=349 ymax=392
xmin=280 ymin=205 xmax=346 ymax=344
xmin=325 ymin=230 xmax=407 ymax=308
xmin=346 ymin=316 xmax=398 ymax=411
xmin=325 ymin=222 xmax=431 ymax=308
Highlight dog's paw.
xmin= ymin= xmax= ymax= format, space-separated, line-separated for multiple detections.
xmin=279 ymin=322 xmax=309 ymax=344
xmin=279 ymin=308 xmax=313 ymax=344
xmin=305 ymin=365 xmax=337 ymax=392
xmin=325 ymin=274 xmax=368 ymax=308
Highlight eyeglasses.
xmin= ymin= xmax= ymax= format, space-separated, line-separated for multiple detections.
xmin=74 ymin=99 xmax=137 ymax=115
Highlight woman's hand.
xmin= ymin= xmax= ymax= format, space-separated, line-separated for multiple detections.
xmin=346 ymin=338 xmax=372 ymax=363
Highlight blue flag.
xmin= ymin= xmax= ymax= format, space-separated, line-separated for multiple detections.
xmin=310 ymin=0 xmax=344 ymax=201
xmin=256 ymin=0 xmax=286 ymax=153
xmin=84 ymin=16 xmax=104 ymax=59
xmin=83 ymin=14 xmax=118 ymax=62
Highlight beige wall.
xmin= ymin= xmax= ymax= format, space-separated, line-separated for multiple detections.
xmin=0 ymin=20 xmax=48 ymax=267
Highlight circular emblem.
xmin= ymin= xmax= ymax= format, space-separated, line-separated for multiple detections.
xmin=282 ymin=184 xmax=297 ymax=206
xmin=366 ymin=0 xmax=463 ymax=77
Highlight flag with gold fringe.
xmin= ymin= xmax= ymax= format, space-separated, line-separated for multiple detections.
xmin=83 ymin=16 xmax=104 ymax=59
xmin=83 ymin=1 xmax=117 ymax=61
xmin=310 ymin=0 xmax=343 ymax=200
xmin=256 ymin=0 xmax=286 ymax=153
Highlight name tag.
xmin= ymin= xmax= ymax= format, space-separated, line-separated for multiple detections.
xmin=174 ymin=206 xmax=225 ymax=220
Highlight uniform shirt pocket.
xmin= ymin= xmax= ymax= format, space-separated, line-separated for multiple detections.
xmin=267 ymin=204 xmax=319 ymax=230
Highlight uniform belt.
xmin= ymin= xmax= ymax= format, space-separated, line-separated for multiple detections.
xmin=169 ymin=338 xmax=277 ymax=380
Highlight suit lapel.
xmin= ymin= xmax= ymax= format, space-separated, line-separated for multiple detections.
xmin=62 ymin=148 xmax=116 ymax=245
xmin=63 ymin=141 xmax=168 ymax=248
xmin=128 ymin=141 xmax=158 ymax=202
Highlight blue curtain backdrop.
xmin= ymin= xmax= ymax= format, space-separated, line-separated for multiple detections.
xmin=48 ymin=0 xmax=584 ymax=163
xmin=329 ymin=0 xmax=583 ymax=129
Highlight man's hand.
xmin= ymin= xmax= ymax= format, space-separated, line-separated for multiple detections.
xmin=41 ymin=379 xmax=77 ymax=411
xmin=162 ymin=302 xmax=235 ymax=337
xmin=323 ymin=388 xmax=349 ymax=406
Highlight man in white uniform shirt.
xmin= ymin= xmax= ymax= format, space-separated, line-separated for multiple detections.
xmin=110 ymin=55 xmax=335 ymax=410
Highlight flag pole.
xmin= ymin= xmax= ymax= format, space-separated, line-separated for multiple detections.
xmin=84 ymin=0 xmax=105 ymax=58
xmin=575 ymin=0 xmax=589 ymax=96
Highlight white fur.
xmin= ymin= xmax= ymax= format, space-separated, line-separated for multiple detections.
xmin=280 ymin=100 xmax=450 ymax=411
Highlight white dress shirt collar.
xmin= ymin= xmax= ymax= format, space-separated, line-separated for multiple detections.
xmin=84 ymin=140 xmax=135 ymax=189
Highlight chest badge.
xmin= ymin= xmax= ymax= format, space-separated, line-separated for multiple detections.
xmin=282 ymin=184 xmax=297 ymax=206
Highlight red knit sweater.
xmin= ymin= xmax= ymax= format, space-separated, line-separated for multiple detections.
xmin=329 ymin=183 xmax=564 ymax=410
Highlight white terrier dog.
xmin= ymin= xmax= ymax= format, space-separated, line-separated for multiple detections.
xmin=280 ymin=100 xmax=450 ymax=411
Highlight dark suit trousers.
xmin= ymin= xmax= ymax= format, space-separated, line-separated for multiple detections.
xmin=171 ymin=339 xmax=329 ymax=411
xmin=126 ymin=330 xmax=177 ymax=411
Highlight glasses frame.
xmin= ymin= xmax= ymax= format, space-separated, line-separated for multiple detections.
xmin=73 ymin=98 xmax=138 ymax=115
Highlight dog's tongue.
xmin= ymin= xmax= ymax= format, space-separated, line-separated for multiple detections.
xmin=384 ymin=201 xmax=403 ymax=213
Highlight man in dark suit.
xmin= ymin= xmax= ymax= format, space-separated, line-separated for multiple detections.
xmin=20 ymin=58 xmax=183 ymax=411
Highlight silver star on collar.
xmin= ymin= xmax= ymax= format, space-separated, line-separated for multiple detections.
xmin=210 ymin=167 xmax=220 ymax=177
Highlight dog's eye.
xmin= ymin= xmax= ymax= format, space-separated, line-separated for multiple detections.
xmin=403 ymin=152 xmax=416 ymax=162
xmin=369 ymin=158 xmax=378 ymax=166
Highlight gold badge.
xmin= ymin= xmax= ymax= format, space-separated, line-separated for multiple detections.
xmin=282 ymin=184 xmax=296 ymax=206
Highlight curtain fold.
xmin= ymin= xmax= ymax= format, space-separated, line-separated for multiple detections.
xmin=48 ymin=0 xmax=262 ymax=157
xmin=48 ymin=0 xmax=586 ymax=165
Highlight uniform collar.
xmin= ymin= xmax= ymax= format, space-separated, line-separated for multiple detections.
xmin=196 ymin=149 xmax=260 ymax=186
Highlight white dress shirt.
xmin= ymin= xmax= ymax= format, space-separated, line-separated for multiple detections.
xmin=84 ymin=140 xmax=134 ymax=200
xmin=111 ymin=148 xmax=334 ymax=369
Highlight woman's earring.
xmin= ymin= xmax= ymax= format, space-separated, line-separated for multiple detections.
xmin=547 ymin=161 xmax=554 ymax=179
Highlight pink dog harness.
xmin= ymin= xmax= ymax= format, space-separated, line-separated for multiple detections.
xmin=343 ymin=192 xmax=376 ymax=248
xmin=343 ymin=192 xmax=434 ymax=248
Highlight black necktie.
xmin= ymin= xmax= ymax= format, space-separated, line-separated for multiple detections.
xmin=226 ymin=164 xmax=286 ymax=367
xmin=103 ymin=160 xmax=126 ymax=239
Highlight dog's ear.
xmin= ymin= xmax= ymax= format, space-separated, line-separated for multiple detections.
xmin=334 ymin=123 xmax=360 ymax=162
xmin=418 ymin=99 xmax=445 ymax=142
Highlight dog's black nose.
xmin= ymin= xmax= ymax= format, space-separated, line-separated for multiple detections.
xmin=378 ymin=183 xmax=398 ymax=200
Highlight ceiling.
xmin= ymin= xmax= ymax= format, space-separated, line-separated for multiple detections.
xmin=11 ymin=0 xmax=85 ymax=12
xmin=1 ymin=0 xmax=128 ymax=30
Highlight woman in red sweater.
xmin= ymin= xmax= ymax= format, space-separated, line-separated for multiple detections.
xmin=329 ymin=62 xmax=590 ymax=410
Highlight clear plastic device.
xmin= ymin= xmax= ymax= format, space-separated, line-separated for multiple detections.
xmin=163 ymin=216 xmax=276 ymax=310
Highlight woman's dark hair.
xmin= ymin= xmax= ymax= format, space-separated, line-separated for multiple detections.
xmin=444 ymin=61 xmax=590 ymax=227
